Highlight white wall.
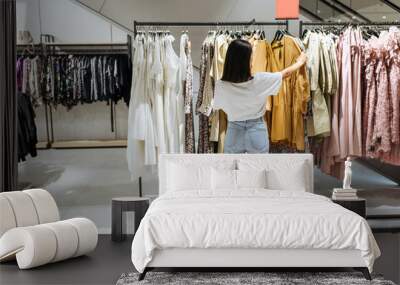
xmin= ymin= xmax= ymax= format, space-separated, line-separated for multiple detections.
xmin=16 ymin=0 xmax=130 ymax=144
xmin=17 ymin=0 xmax=127 ymax=43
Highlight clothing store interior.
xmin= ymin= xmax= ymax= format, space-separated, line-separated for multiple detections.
xmin=1 ymin=0 xmax=400 ymax=284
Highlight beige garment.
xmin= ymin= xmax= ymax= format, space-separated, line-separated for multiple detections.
xmin=209 ymin=110 xmax=220 ymax=142
xmin=303 ymin=31 xmax=330 ymax=137
xmin=209 ymin=34 xmax=229 ymax=150
xmin=251 ymin=39 xmax=268 ymax=73
xmin=210 ymin=34 xmax=229 ymax=80
xmin=198 ymin=35 xmax=215 ymax=116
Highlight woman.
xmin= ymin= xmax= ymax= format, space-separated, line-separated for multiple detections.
xmin=213 ymin=39 xmax=307 ymax=153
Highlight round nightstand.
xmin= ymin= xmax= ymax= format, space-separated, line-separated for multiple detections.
xmin=332 ymin=198 xmax=366 ymax=218
xmin=111 ymin=197 xmax=150 ymax=242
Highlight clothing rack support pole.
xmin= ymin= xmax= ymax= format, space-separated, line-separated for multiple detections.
xmin=39 ymin=39 xmax=51 ymax=148
xmin=127 ymin=34 xmax=132 ymax=58
xmin=133 ymin=20 xmax=137 ymax=36
xmin=49 ymin=105 xmax=54 ymax=143
xmin=44 ymin=103 xmax=51 ymax=147
xmin=139 ymin=176 xmax=142 ymax=197
xmin=299 ymin=21 xmax=303 ymax=37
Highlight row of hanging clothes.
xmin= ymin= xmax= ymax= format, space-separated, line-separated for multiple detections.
xmin=16 ymin=46 xmax=132 ymax=110
xmin=16 ymin=48 xmax=40 ymax=161
xmin=302 ymin=23 xmax=400 ymax=178
xmin=196 ymin=26 xmax=310 ymax=153
xmin=16 ymin=44 xmax=133 ymax=160
xmin=41 ymin=54 xmax=131 ymax=109
xmin=127 ymin=31 xmax=194 ymax=179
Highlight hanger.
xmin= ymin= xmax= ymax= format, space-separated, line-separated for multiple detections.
xmin=21 ymin=43 xmax=35 ymax=57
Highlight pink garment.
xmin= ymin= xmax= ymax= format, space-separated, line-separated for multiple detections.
xmin=387 ymin=28 xmax=400 ymax=145
xmin=363 ymin=41 xmax=378 ymax=156
xmin=338 ymin=29 xmax=351 ymax=159
xmin=350 ymin=28 xmax=363 ymax=157
xmin=372 ymin=49 xmax=391 ymax=154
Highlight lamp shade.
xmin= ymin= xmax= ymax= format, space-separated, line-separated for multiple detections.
xmin=276 ymin=0 xmax=299 ymax=19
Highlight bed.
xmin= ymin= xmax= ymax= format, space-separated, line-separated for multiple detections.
xmin=131 ymin=154 xmax=380 ymax=280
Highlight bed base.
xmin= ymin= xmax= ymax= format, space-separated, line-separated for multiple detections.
xmin=138 ymin=267 xmax=371 ymax=281
xmin=138 ymin=248 xmax=372 ymax=281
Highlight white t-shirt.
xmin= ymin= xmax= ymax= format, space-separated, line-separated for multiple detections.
xmin=213 ymin=72 xmax=282 ymax=121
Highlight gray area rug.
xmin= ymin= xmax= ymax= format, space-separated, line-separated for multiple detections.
xmin=116 ymin=272 xmax=396 ymax=285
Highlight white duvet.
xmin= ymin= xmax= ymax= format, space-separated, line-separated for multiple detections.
xmin=131 ymin=190 xmax=380 ymax=273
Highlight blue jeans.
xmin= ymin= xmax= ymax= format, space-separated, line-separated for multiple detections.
xmin=224 ymin=117 xmax=269 ymax=153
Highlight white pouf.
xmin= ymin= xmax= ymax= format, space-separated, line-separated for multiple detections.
xmin=0 ymin=189 xmax=98 ymax=269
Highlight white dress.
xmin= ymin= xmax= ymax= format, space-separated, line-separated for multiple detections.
xmin=163 ymin=35 xmax=181 ymax=153
xmin=127 ymin=35 xmax=157 ymax=181
xmin=151 ymin=35 xmax=167 ymax=154
xmin=127 ymin=36 xmax=146 ymax=180
xmin=176 ymin=34 xmax=188 ymax=153
xmin=142 ymin=37 xmax=157 ymax=165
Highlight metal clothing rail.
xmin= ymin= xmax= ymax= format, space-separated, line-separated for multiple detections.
xmin=17 ymin=40 xmax=132 ymax=149
xmin=299 ymin=20 xmax=400 ymax=35
xmin=133 ymin=19 xmax=289 ymax=35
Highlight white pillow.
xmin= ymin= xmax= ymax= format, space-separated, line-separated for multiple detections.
xmin=238 ymin=159 xmax=308 ymax=191
xmin=211 ymin=168 xmax=236 ymax=190
xmin=236 ymin=169 xmax=267 ymax=189
xmin=166 ymin=163 xmax=212 ymax=191
xmin=266 ymin=162 xmax=307 ymax=191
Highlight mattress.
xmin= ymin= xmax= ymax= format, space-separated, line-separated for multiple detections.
xmin=131 ymin=189 xmax=380 ymax=273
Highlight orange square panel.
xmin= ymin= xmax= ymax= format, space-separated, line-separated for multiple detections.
xmin=276 ymin=0 xmax=299 ymax=19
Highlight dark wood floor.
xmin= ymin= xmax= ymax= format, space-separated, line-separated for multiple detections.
xmin=0 ymin=235 xmax=133 ymax=285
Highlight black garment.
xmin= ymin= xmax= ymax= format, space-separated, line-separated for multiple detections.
xmin=118 ymin=54 xmax=132 ymax=105
xmin=17 ymin=92 xmax=38 ymax=161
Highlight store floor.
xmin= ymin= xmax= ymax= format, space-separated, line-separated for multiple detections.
xmin=0 ymin=235 xmax=133 ymax=285
xmin=1 ymin=234 xmax=399 ymax=284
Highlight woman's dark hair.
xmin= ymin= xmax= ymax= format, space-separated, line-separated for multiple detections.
xmin=221 ymin=39 xmax=252 ymax=83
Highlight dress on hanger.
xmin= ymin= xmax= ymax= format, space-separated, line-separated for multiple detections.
xmin=164 ymin=35 xmax=181 ymax=153
xmin=271 ymin=35 xmax=310 ymax=151
xmin=180 ymin=33 xmax=195 ymax=153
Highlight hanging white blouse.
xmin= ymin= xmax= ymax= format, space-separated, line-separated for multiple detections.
xmin=151 ymin=35 xmax=167 ymax=154
xmin=127 ymin=35 xmax=148 ymax=180
xmin=176 ymin=34 xmax=189 ymax=153
xmin=163 ymin=35 xmax=181 ymax=153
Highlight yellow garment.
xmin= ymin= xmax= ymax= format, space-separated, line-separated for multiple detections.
xmin=270 ymin=36 xmax=310 ymax=151
xmin=251 ymin=39 xmax=268 ymax=73
xmin=250 ymin=39 xmax=279 ymax=133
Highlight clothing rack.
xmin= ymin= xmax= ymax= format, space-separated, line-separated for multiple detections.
xmin=132 ymin=19 xmax=288 ymax=197
xmin=133 ymin=19 xmax=289 ymax=35
xmin=44 ymin=41 xmax=131 ymax=149
xmin=17 ymin=39 xmax=132 ymax=150
xmin=17 ymin=43 xmax=50 ymax=149
xmin=299 ymin=20 xmax=400 ymax=35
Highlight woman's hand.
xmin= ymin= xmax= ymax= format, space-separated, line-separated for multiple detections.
xmin=281 ymin=52 xmax=308 ymax=79
xmin=296 ymin=52 xmax=307 ymax=66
